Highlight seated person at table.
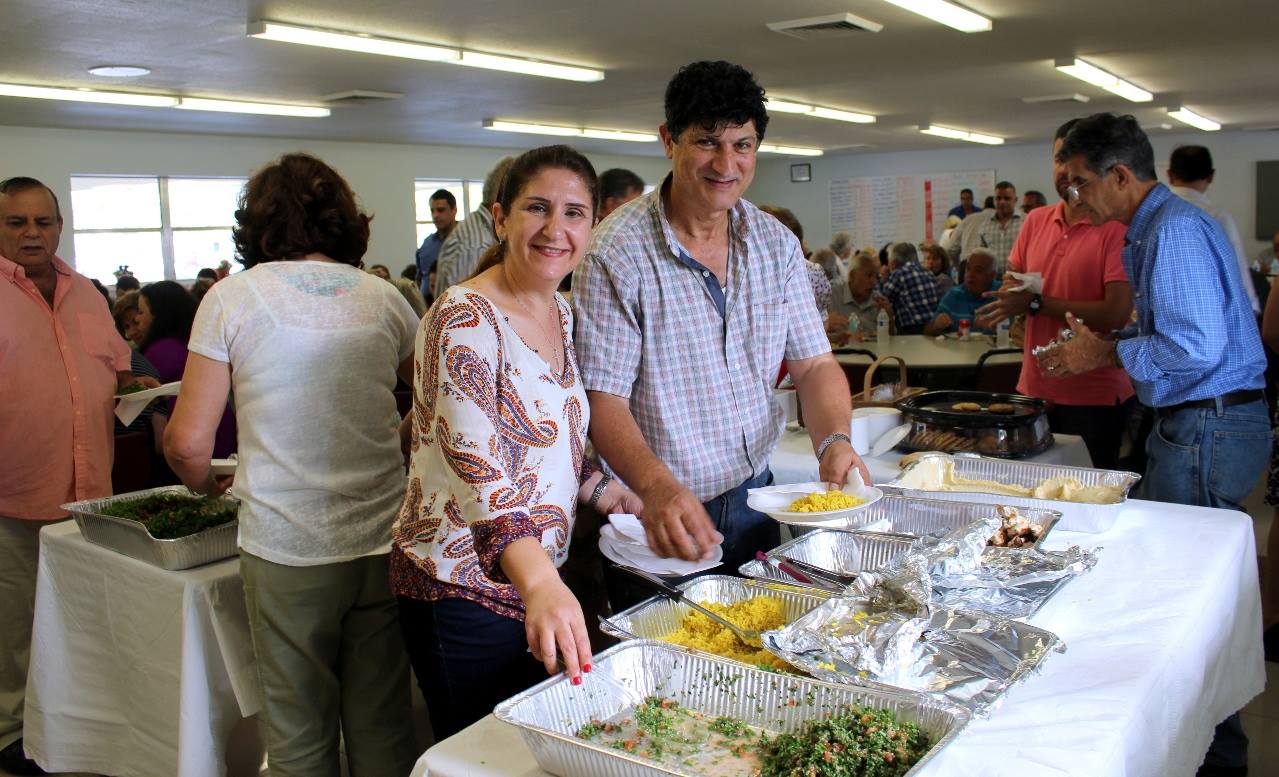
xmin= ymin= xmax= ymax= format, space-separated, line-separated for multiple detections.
xmin=391 ymin=146 xmax=642 ymax=742
xmin=878 ymin=241 xmax=941 ymax=335
xmin=923 ymin=249 xmax=1000 ymax=335
xmin=826 ymin=252 xmax=888 ymax=343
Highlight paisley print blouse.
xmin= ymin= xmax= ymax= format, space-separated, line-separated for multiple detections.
xmin=390 ymin=286 xmax=589 ymax=620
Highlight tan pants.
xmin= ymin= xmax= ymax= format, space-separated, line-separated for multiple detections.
xmin=0 ymin=517 xmax=60 ymax=751
xmin=241 ymin=551 xmax=418 ymax=777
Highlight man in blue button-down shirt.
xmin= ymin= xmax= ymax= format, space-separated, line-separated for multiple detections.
xmin=1038 ymin=113 xmax=1267 ymax=777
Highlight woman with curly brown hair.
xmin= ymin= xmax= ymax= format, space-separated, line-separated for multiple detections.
xmin=163 ymin=153 xmax=419 ymax=776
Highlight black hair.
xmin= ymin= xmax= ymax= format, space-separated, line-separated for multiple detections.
xmin=115 ymin=275 xmax=141 ymax=292
xmin=1056 ymin=113 xmax=1156 ymax=182
xmin=0 ymin=176 xmax=62 ymax=221
xmin=984 ymin=196 xmax=995 ymax=208
xmin=960 ymin=188 xmax=973 ymax=196
xmin=664 ymin=61 xmax=769 ymax=141
xmin=995 ymin=180 xmax=1016 ymax=192
xmin=1169 ymin=145 xmax=1214 ymax=183
xmin=90 ymin=278 xmax=111 ymax=306
xmin=196 ymin=267 xmax=218 ymax=281
xmin=1024 ymin=191 xmax=1047 ymax=207
xmin=1054 ymin=118 xmax=1081 ymax=142
xmin=469 ymin=145 xmax=599 ymax=279
xmin=599 ymin=168 xmax=645 ymax=201
xmin=429 ymin=188 xmax=457 ymax=209
xmin=138 ymin=280 xmax=198 ymax=352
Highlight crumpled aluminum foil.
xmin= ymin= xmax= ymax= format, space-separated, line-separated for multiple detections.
xmin=931 ymin=544 xmax=1100 ymax=618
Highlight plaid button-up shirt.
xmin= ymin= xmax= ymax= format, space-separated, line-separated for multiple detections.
xmin=572 ymin=182 xmax=830 ymax=501
xmin=946 ymin=209 xmax=1025 ymax=272
xmin=878 ymin=260 xmax=941 ymax=330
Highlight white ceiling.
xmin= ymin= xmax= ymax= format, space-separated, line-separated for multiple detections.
xmin=1 ymin=0 xmax=1276 ymax=158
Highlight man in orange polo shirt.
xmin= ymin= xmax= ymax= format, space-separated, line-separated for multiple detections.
xmin=977 ymin=119 xmax=1134 ymax=468
xmin=0 ymin=177 xmax=150 ymax=775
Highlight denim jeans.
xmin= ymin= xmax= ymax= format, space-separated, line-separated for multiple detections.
xmin=603 ymin=470 xmax=778 ymax=612
xmin=397 ymin=596 xmax=547 ymax=742
xmin=1138 ymin=398 xmax=1270 ymax=769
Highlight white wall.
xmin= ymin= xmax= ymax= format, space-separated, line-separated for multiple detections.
xmin=747 ymin=130 xmax=1278 ymax=258
xmin=0 ymin=124 xmax=672 ymax=279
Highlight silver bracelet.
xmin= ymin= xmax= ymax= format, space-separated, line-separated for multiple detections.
xmin=816 ymin=433 xmax=851 ymax=461
xmin=587 ymin=473 xmax=612 ymax=510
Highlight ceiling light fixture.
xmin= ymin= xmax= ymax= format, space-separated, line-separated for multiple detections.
xmin=483 ymin=119 xmax=656 ymax=142
xmin=176 ymin=98 xmax=331 ymax=117
xmin=248 ymin=20 xmax=604 ymax=82
xmin=1054 ymin=57 xmax=1153 ymax=103
xmin=758 ymin=144 xmax=824 ymax=157
xmin=764 ymin=98 xmax=875 ymax=124
xmin=1166 ymin=106 xmax=1221 ymax=132
xmin=88 ymin=65 xmax=151 ymax=78
xmin=879 ymin=0 xmax=992 ymax=32
xmin=920 ymin=124 xmax=1004 ymax=145
xmin=0 ymin=82 xmax=178 ymax=107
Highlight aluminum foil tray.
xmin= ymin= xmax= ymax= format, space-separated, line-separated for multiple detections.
xmin=882 ymin=454 xmax=1139 ymax=533
xmin=599 ymin=575 xmax=830 ymax=646
xmin=494 ymin=639 xmax=970 ymax=777
xmin=856 ymin=494 xmax=1061 ymax=548
xmin=738 ymin=529 xmax=918 ymax=588
xmin=765 ymin=601 xmax=1064 ymax=715
xmin=62 ymin=485 xmax=239 ymax=571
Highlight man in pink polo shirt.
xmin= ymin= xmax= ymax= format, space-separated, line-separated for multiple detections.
xmin=977 ymin=119 xmax=1134 ymax=468
xmin=0 ymin=177 xmax=149 ymax=775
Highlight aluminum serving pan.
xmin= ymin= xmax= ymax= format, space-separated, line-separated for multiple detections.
xmin=854 ymin=494 xmax=1061 ymax=548
xmin=599 ymin=575 xmax=830 ymax=646
xmin=738 ymin=529 xmax=918 ymax=589
xmin=882 ymin=454 xmax=1139 ymax=533
xmin=494 ymin=639 xmax=971 ymax=777
xmin=61 ymin=485 xmax=239 ymax=571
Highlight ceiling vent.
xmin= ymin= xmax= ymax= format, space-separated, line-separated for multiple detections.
xmin=321 ymin=89 xmax=403 ymax=106
xmin=767 ymin=13 xmax=884 ymax=39
xmin=1020 ymin=93 xmax=1091 ymax=104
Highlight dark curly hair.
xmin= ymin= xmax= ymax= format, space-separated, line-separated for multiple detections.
xmin=469 ymin=145 xmax=598 ymax=279
xmin=233 ymin=153 xmax=371 ymax=268
xmin=664 ymin=60 xmax=769 ymax=141
xmin=138 ymin=280 xmax=198 ymax=352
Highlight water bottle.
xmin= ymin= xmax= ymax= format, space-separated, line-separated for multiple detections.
xmin=847 ymin=314 xmax=860 ymax=336
xmin=997 ymin=318 xmax=1011 ymax=348
xmin=876 ymin=308 xmax=890 ymax=342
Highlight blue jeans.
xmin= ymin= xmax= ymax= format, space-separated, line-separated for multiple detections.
xmin=603 ymin=470 xmax=778 ymax=612
xmin=1139 ymin=398 xmax=1270 ymax=769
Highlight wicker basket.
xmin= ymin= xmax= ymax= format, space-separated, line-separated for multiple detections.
xmin=850 ymin=355 xmax=927 ymax=409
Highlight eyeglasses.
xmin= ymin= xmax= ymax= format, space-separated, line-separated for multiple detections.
xmin=1065 ymin=167 xmax=1113 ymax=203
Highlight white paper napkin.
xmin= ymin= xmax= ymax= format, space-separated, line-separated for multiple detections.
xmin=114 ymin=381 xmax=181 ymax=425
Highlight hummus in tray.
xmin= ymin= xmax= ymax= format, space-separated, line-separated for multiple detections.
xmin=896 ymin=456 xmax=1125 ymax=505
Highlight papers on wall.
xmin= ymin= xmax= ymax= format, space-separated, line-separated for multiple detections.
xmin=830 ymin=169 xmax=996 ymax=248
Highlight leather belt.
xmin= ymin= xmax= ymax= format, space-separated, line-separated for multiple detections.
xmin=1154 ymin=389 xmax=1265 ymax=418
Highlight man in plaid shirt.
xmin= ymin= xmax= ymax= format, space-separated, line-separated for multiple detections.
xmin=573 ymin=61 xmax=869 ymax=575
xmin=878 ymin=242 xmax=942 ymax=334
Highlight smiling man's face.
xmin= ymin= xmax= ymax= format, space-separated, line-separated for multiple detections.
xmin=663 ymin=120 xmax=758 ymax=216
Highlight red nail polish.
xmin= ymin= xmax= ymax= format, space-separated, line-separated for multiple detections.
xmin=571 ymin=675 xmax=583 ymax=685
xmin=583 ymin=663 xmax=592 ymax=673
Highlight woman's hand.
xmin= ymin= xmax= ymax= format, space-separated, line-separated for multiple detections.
xmin=601 ymin=483 xmax=644 ymax=516
xmin=523 ymin=576 xmax=593 ymax=681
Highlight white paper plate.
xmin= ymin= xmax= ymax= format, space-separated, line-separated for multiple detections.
xmin=114 ymin=380 xmax=181 ymax=401
xmin=747 ymin=479 xmax=884 ymax=526
xmin=598 ymin=525 xmax=722 ymax=577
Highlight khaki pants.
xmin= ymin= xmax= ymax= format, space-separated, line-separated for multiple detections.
xmin=0 ymin=517 xmax=59 ymax=752
xmin=241 ymin=551 xmax=418 ymax=777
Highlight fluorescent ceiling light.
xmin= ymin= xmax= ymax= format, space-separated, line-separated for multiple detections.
xmin=880 ymin=0 xmax=991 ymax=32
xmin=247 ymin=20 xmax=457 ymax=62
xmin=765 ymin=98 xmax=876 ymax=124
xmin=176 ymin=98 xmax=330 ymax=117
xmin=1054 ymin=58 xmax=1153 ymax=103
xmin=1167 ymin=106 xmax=1221 ymax=131
xmin=0 ymin=82 xmax=177 ymax=107
xmin=920 ymin=124 xmax=1004 ymax=145
xmin=88 ymin=65 xmax=151 ymax=78
xmin=248 ymin=20 xmax=603 ymax=82
xmin=758 ymin=144 xmax=824 ymax=157
xmin=483 ymin=119 xmax=656 ymax=142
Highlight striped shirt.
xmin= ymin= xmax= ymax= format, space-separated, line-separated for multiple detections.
xmin=1115 ymin=184 xmax=1266 ymax=407
xmin=572 ymin=182 xmax=829 ymax=501
xmin=945 ymin=209 xmax=1025 ymax=272
xmin=434 ymin=206 xmax=495 ymax=295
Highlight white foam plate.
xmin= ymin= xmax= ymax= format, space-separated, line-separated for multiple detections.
xmin=598 ymin=525 xmax=722 ymax=577
xmin=747 ymin=474 xmax=884 ymax=527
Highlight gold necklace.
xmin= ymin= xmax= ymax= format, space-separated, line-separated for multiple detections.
xmin=503 ymin=268 xmax=562 ymax=372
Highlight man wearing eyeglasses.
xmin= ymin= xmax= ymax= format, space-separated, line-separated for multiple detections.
xmin=1037 ymin=113 xmax=1266 ymax=777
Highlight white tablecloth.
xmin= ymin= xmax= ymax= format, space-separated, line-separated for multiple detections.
xmin=836 ymin=334 xmax=1023 ymax=369
xmin=768 ymin=426 xmax=1094 ymax=486
xmin=24 ymin=521 xmax=262 ymax=777
xmin=413 ymin=499 xmax=1265 ymax=777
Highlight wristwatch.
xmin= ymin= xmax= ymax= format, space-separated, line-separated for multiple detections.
xmin=1027 ymin=294 xmax=1043 ymax=315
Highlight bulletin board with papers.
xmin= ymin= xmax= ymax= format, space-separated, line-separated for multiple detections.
xmin=830 ymin=169 xmax=996 ymax=248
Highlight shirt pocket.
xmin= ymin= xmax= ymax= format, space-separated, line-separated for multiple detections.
xmin=77 ymin=311 xmax=122 ymax=373
xmin=747 ymin=297 xmax=788 ymax=374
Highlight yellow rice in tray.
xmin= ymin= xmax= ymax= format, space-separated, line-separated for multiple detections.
xmin=660 ymin=595 xmax=792 ymax=671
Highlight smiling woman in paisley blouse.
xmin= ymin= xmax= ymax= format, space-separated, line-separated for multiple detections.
xmin=391 ymin=145 xmax=642 ymax=740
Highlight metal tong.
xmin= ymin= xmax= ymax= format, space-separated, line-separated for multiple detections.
xmin=614 ymin=564 xmax=764 ymax=647
xmin=761 ymin=551 xmax=859 ymax=590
